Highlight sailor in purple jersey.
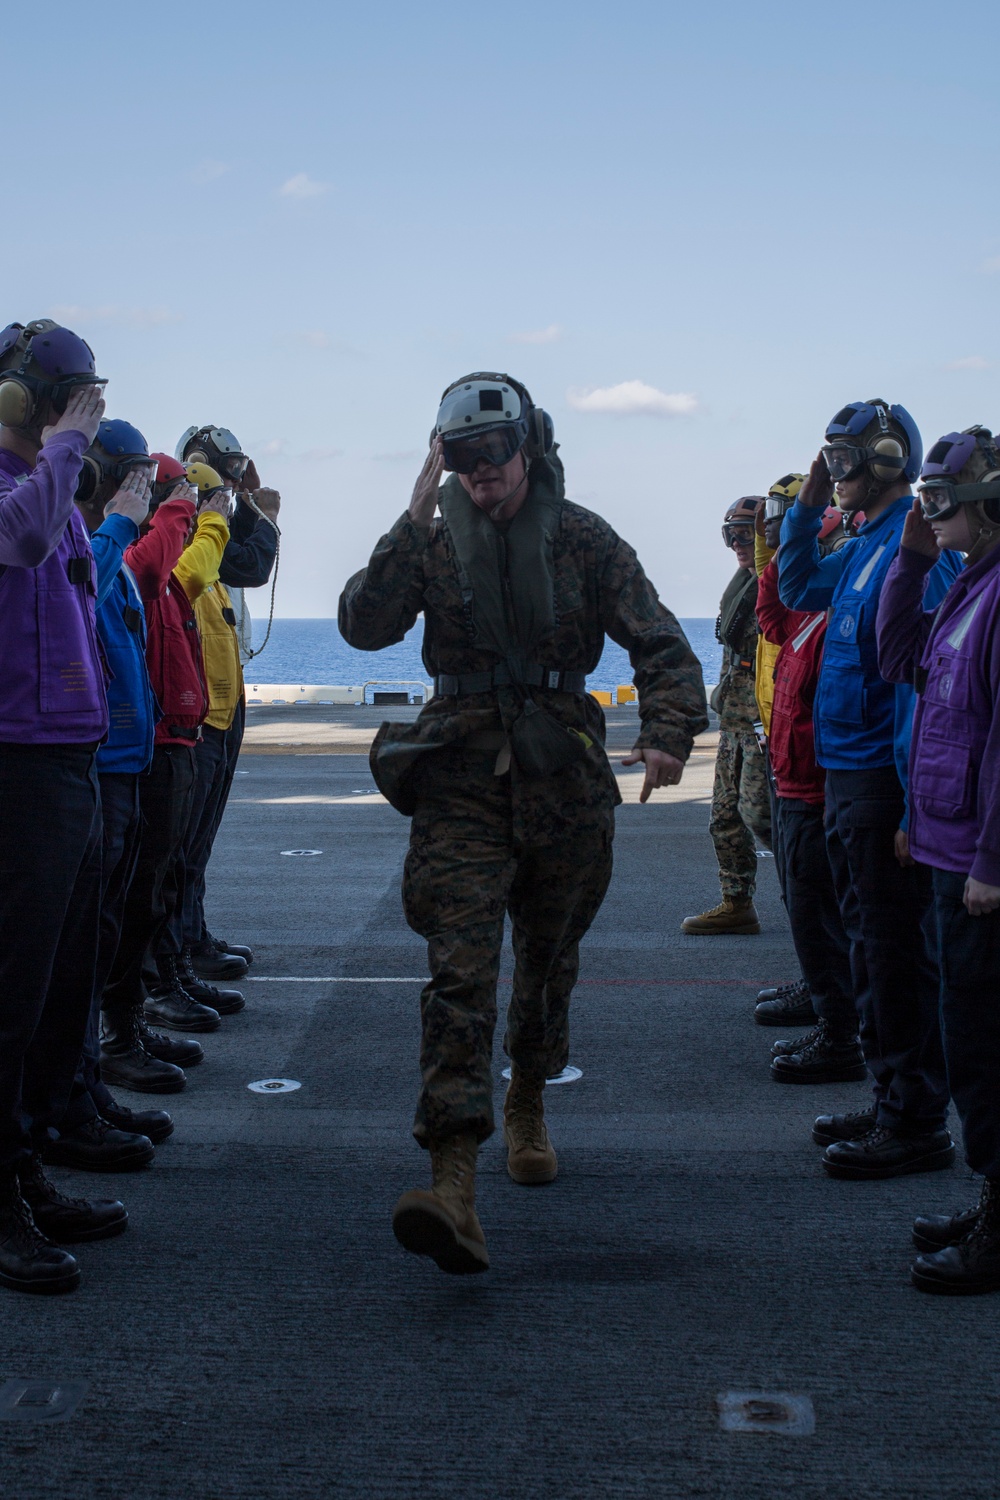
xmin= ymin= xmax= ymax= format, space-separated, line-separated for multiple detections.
xmin=878 ymin=425 xmax=1000 ymax=1296
xmin=0 ymin=320 xmax=128 ymax=1298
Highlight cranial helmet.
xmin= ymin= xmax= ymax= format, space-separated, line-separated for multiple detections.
xmin=822 ymin=399 xmax=922 ymax=502
xmin=722 ymin=495 xmax=762 ymax=549
xmin=76 ymin=418 xmax=149 ymax=506
xmin=149 ymin=453 xmax=188 ymax=510
xmin=0 ymin=319 xmax=102 ymax=431
xmin=919 ymin=425 xmax=1000 ymax=563
xmin=433 ymin=373 xmax=554 ymax=474
xmin=175 ymin=425 xmax=248 ymax=485
xmin=764 ymin=472 xmax=806 ymax=521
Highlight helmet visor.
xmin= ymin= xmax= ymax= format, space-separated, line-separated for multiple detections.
xmin=440 ymin=422 xmax=526 ymax=474
xmin=822 ymin=443 xmax=867 ymax=481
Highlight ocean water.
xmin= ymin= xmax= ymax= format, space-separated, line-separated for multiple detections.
xmin=248 ymin=617 xmax=721 ymax=691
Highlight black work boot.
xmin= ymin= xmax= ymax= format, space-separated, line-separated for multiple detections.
xmin=136 ymin=1014 xmax=204 ymax=1069
xmin=772 ymin=1021 xmax=824 ymax=1058
xmin=178 ymin=947 xmax=245 ymax=1015
xmin=912 ymin=1202 xmax=982 ymax=1254
xmin=99 ymin=1095 xmax=174 ymax=1146
xmin=200 ymin=930 xmax=253 ymax=966
xmin=770 ymin=1021 xmax=867 ymax=1084
xmin=145 ymin=954 xmax=221 ymax=1033
xmin=822 ymin=1123 xmax=955 ymax=1180
xmin=17 ymin=1155 xmax=128 ymax=1243
xmin=0 ymin=1167 xmax=81 ymax=1295
xmin=187 ymin=935 xmax=248 ymax=981
xmin=911 ymin=1179 xmax=1000 ymax=1295
xmin=44 ymin=1117 xmax=154 ymax=1173
xmin=754 ymin=979 xmax=818 ymax=1027
xmin=812 ymin=1106 xmax=877 ymax=1146
xmin=101 ymin=1005 xmax=188 ymax=1093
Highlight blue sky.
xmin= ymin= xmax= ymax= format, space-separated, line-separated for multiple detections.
xmin=8 ymin=0 xmax=999 ymax=616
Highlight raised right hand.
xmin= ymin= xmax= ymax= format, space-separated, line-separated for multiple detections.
xmin=104 ymin=467 xmax=153 ymax=527
xmin=798 ymin=452 xmax=835 ymax=510
xmin=42 ymin=384 xmax=106 ymax=448
xmin=200 ymin=488 xmax=232 ymax=519
xmin=900 ymin=498 xmax=939 ymax=559
xmin=408 ymin=439 xmax=444 ymax=529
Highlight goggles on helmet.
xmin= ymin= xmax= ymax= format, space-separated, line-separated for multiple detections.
xmin=821 ymin=443 xmax=869 ymax=481
xmin=764 ymin=495 xmax=794 ymax=520
xmin=215 ymin=450 xmax=249 ymax=483
xmin=440 ymin=421 xmax=527 ymax=474
xmin=919 ymin=478 xmax=1000 ymax=522
xmin=722 ymin=523 xmax=755 ymax=550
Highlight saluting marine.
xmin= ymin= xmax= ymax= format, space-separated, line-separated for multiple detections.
xmin=340 ymin=372 xmax=707 ymax=1275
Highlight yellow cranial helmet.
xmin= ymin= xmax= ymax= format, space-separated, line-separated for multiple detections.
xmin=764 ymin=472 xmax=806 ymax=521
xmin=185 ymin=461 xmax=226 ymax=496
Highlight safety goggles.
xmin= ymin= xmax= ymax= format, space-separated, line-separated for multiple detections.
xmin=216 ymin=451 xmax=249 ymax=482
xmin=821 ymin=443 xmax=868 ymax=481
xmin=764 ymin=495 xmax=793 ymax=520
xmin=47 ymin=375 xmax=107 ymax=414
xmin=722 ymin=524 xmax=755 ymax=550
xmin=440 ymin=421 xmax=527 ymax=474
xmin=919 ymin=479 xmax=1000 ymax=522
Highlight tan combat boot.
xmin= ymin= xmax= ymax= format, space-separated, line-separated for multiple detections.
xmin=681 ymin=897 xmax=761 ymax=935
xmin=504 ymin=1069 xmax=558 ymax=1185
xmin=392 ymin=1134 xmax=489 ymax=1274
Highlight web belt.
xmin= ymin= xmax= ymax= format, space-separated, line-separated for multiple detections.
xmin=434 ymin=664 xmax=588 ymax=697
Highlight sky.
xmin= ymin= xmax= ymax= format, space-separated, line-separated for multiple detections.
xmin=6 ymin=0 xmax=1000 ymax=616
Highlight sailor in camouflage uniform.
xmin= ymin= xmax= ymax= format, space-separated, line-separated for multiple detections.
xmin=339 ymin=373 xmax=707 ymax=1274
xmin=682 ymin=495 xmax=772 ymax=936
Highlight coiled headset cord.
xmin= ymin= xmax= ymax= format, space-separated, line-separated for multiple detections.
xmin=240 ymin=493 xmax=281 ymax=662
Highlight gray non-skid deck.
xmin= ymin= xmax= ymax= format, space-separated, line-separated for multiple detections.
xmin=2 ymin=707 xmax=995 ymax=1499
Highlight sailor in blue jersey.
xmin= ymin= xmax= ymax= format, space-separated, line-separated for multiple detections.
xmin=48 ymin=421 xmax=174 ymax=1174
xmin=779 ymin=400 xmax=961 ymax=1179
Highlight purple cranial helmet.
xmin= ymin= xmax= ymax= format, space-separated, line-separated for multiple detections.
xmin=918 ymin=426 xmax=1000 ymax=560
xmin=0 ymin=319 xmax=102 ymax=430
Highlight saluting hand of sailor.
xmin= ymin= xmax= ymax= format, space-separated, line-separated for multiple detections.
xmin=798 ymin=452 xmax=835 ymax=509
xmin=409 ymin=439 xmax=444 ymax=529
xmin=104 ymin=467 xmax=152 ymax=527
xmin=251 ymin=486 xmax=281 ymax=521
xmin=42 ymin=383 xmax=106 ymax=448
xmin=901 ymin=499 xmax=939 ymax=558
xmin=620 ymin=746 xmax=685 ymax=802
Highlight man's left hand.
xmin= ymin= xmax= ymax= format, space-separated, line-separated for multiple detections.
xmin=621 ymin=746 xmax=685 ymax=803
xmin=252 ymin=487 xmax=281 ymax=521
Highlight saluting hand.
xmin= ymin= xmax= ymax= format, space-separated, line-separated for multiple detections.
xmin=42 ymin=384 xmax=106 ymax=448
xmin=901 ymin=498 xmax=939 ymax=559
xmin=798 ymin=452 xmax=835 ymax=510
xmin=409 ymin=440 xmax=444 ymax=530
xmin=621 ymin=746 xmax=685 ymax=803
xmin=104 ymin=467 xmax=152 ymax=527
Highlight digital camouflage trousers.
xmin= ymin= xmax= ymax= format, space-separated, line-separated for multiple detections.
xmin=402 ymin=744 xmax=615 ymax=1147
xmin=709 ymin=727 xmax=772 ymax=901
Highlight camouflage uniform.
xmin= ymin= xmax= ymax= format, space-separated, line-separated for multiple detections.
xmin=711 ymin=568 xmax=772 ymax=901
xmin=339 ymin=474 xmax=707 ymax=1146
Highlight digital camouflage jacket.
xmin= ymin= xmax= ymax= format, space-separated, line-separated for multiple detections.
xmin=339 ymin=475 xmax=707 ymax=824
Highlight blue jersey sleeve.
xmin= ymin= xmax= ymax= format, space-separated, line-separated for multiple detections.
xmin=777 ymin=500 xmax=850 ymax=610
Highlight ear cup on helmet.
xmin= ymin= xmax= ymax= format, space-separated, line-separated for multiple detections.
xmin=525 ymin=407 xmax=554 ymax=459
xmin=75 ymin=456 xmax=101 ymax=505
xmin=870 ymin=437 xmax=905 ymax=482
xmin=186 ymin=448 xmax=209 ymax=467
xmin=0 ymin=377 xmax=34 ymax=429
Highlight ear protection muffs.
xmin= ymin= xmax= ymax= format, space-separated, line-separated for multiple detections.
xmin=870 ymin=436 xmax=906 ymax=482
xmin=0 ymin=375 xmax=35 ymax=428
xmin=74 ymin=456 xmax=103 ymax=506
xmin=186 ymin=448 xmax=209 ymax=466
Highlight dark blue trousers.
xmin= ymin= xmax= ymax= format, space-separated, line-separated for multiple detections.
xmin=777 ymin=795 xmax=855 ymax=1031
xmin=170 ymin=696 xmax=245 ymax=951
xmin=0 ymin=744 xmax=102 ymax=1170
xmin=825 ymin=766 xmax=948 ymax=1132
xmin=61 ymin=772 xmax=141 ymax=1128
xmin=933 ymin=868 xmax=1000 ymax=1179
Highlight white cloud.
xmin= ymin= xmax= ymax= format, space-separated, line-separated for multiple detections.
xmin=567 ymin=380 xmax=698 ymax=417
xmin=256 ymin=438 xmax=288 ymax=456
xmin=944 ymin=355 xmax=991 ymax=371
xmin=980 ymin=256 xmax=1000 ymax=273
xmin=299 ymin=446 xmax=344 ymax=462
xmin=190 ymin=159 xmax=229 ymax=185
xmin=298 ymin=330 xmax=332 ymax=348
xmin=279 ymin=172 xmax=329 ymax=200
xmin=509 ymin=324 xmax=563 ymax=345
xmin=49 ymin=304 xmax=180 ymax=329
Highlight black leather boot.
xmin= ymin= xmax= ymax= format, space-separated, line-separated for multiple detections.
xmin=187 ymin=935 xmax=248 ymax=981
xmin=137 ymin=1014 xmax=204 ymax=1068
xmin=772 ymin=1022 xmax=823 ymax=1057
xmin=812 ymin=1106 xmax=877 ymax=1146
xmin=822 ymin=1123 xmax=955 ymax=1180
xmin=99 ymin=1095 xmax=174 ymax=1146
xmin=101 ymin=1005 xmax=188 ymax=1093
xmin=145 ymin=954 xmax=221 ymax=1033
xmin=44 ymin=1117 xmax=154 ymax=1172
xmin=179 ymin=947 xmax=245 ymax=1015
xmin=0 ymin=1167 xmax=80 ymax=1295
xmin=17 ymin=1155 xmax=128 ymax=1243
xmin=911 ymin=1179 xmax=1000 ymax=1294
xmin=754 ymin=979 xmax=818 ymax=1027
xmin=199 ymin=930 xmax=253 ymax=965
xmin=912 ymin=1202 xmax=982 ymax=1253
xmin=770 ymin=1021 xmax=867 ymax=1084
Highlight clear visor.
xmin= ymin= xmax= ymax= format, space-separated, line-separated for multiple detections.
xmin=822 ymin=443 xmax=866 ymax=481
xmin=440 ymin=422 xmax=526 ymax=474
xmin=217 ymin=451 xmax=249 ymax=482
xmin=918 ymin=483 xmax=962 ymax=522
xmin=764 ymin=495 xmax=791 ymax=520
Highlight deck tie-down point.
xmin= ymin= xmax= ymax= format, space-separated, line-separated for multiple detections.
xmin=0 ymin=1380 xmax=88 ymax=1424
xmin=717 ymin=1391 xmax=815 ymax=1435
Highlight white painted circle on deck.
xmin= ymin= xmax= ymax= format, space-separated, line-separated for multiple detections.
xmin=501 ymin=1065 xmax=582 ymax=1086
xmin=247 ymin=1078 xmax=302 ymax=1094
xmin=280 ymin=849 xmax=324 ymax=857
